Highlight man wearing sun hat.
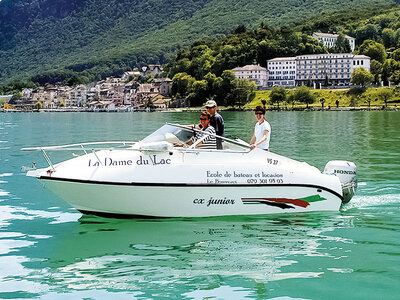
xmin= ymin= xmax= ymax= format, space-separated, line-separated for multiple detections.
xmin=205 ymin=99 xmax=224 ymax=149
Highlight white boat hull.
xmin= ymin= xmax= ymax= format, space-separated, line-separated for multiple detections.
xmin=41 ymin=178 xmax=342 ymax=217
xmin=24 ymin=124 xmax=355 ymax=218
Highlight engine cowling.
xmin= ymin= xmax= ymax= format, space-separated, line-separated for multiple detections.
xmin=324 ymin=160 xmax=357 ymax=203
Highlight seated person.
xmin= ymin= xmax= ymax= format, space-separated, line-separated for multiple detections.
xmin=176 ymin=112 xmax=217 ymax=149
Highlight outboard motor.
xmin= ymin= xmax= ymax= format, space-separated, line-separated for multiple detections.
xmin=324 ymin=161 xmax=357 ymax=203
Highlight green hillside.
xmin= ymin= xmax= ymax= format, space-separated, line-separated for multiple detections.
xmin=0 ymin=0 xmax=398 ymax=84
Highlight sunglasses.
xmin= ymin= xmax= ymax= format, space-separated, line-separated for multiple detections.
xmin=200 ymin=118 xmax=208 ymax=121
xmin=255 ymin=112 xmax=264 ymax=115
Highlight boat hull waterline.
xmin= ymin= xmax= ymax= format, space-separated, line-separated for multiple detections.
xmin=40 ymin=178 xmax=342 ymax=217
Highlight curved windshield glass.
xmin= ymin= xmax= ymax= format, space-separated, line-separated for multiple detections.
xmin=141 ymin=124 xmax=249 ymax=151
xmin=141 ymin=124 xmax=195 ymax=144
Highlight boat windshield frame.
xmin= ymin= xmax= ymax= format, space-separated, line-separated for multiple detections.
xmin=140 ymin=123 xmax=250 ymax=152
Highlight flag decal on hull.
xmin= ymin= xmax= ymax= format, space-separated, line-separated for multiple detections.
xmin=241 ymin=195 xmax=326 ymax=209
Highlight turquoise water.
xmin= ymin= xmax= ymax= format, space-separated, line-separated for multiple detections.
xmin=0 ymin=111 xmax=399 ymax=299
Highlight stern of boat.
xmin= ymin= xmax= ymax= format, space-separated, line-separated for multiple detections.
xmin=324 ymin=160 xmax=357 ymax=203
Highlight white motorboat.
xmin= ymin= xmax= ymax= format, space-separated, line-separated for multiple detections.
xmin=23 ymin=123 xmax=357 ymax=218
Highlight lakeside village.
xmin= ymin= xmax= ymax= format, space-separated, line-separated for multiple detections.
xmin=2 ymin=33 xmax=400 ymax=112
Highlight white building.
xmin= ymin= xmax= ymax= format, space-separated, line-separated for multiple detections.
xmin=266 ymin=57 xmax=296 ymax=87
xmin=68 ymin=85 xmax=87 ymax=107
xmin=231 ymin=64 xmax=268 ymax=88
xmin=313 ymin=32 xmax=355 ymax=52
xmin=296 ymin=53 xmax=370 ymax=87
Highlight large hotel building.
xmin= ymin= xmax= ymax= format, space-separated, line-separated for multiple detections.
xmin=266 ymin=53 xmax=370 ymax=88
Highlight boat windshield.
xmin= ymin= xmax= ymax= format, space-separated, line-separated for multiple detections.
xmin=141 ymin=124 xmax=249 ymax=151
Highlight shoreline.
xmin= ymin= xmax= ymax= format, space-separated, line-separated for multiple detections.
xmin=1 ymin=106 xmax=399 ymax=113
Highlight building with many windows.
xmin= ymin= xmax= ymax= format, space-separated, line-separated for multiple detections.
xmin=295 ymin=53 xmax=370 ymax=87
xmin=312 ymin=32 xmax=355 ymax=52
xmin=266 ymin=57 xmax=296 ymax=87
xmin=231 ymin=64 xmax=268 ymax=88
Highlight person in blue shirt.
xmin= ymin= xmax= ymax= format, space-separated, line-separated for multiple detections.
xmin=205 ymin=100 xmax=224 ymax=149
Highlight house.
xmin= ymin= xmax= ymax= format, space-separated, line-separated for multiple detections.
xmin=68 ymin=85 xmax=87 ymax=107
xmin=153 ymin=78 xmax=172 ymax=96
xmin=131 ymin=84 xmax=159 ymax=107
xmin=0 ymin=95 xmax=14 ymax=103
xmin=231 ymin=64 xmax=268 ymax=88
xmin=122 ymin=71 xmax=142 ymax=81
xmin=141 ymin=64 xmax=163 ymax=76
xmin=313 ymin=32 xmax=355 ymax=52
xmin=152 ymin=95 xmax=171 ymax=110
xmin=55 ymin=86 xmax=72 ymax=107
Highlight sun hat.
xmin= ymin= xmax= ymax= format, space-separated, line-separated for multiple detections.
xmin=205 ymin=100 xmax=217 ymax=108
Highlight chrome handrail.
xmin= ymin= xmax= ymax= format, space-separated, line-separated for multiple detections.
xmin=21 ymin=141 xmax=137 ymax=151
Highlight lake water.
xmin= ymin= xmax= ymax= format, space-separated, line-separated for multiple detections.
xmin=0 ymin=111 xmax=399 ymax=299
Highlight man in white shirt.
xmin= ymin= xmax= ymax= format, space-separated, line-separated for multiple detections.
xmin=250 ymin=106 xmax=271 ymax=150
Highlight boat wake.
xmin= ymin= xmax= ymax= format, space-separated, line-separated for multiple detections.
xmin=342 ymin=192 xmax=400 ymax=211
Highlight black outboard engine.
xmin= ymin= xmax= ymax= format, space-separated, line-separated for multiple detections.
xmin=324 ymin=161 xmax=357 ymax=203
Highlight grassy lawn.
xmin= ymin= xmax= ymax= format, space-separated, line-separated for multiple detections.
xmin=245 ymin=87 xmax=400 ymax=109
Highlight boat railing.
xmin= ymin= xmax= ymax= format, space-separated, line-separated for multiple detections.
xmin=21 ymin=141 xmax=137 ymax=171
xmin=21 ymin=141 xmax=137 ymax=152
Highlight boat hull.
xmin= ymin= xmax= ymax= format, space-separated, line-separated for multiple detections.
xmin=41 ymin=178 xmax=342 ymax=217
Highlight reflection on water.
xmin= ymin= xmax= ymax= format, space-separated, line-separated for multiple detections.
xmin=1 ymin=203 xmax=399 ymax=299
xmin=2 ymin=213 xmax=354 ymax=298
xmin=1 ymin=111 xmax=400 ymax=299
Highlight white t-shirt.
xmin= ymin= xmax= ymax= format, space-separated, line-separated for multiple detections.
xmin=254 ymin=120 xmax=271 ymax=150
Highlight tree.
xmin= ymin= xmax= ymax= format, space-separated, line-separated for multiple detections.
xmin=214 ymin=70 xmax=237 ymax=106
xmin=382 ymin=59 xmax=400 ymax=85
xmin=269 ymin=86 xmax=286 ymax=109
xmin=333 ymin=34 xmax=351 ymax=53
xmin=355 ymin=24 xmax=379 ymax=45
xmin=389 ymin=70 xmax=400 ymax=85
xmin=9 ymin=92 xmax=21 ymax=104
xmin=292 ymin=86 xmax=316 ymax=108
xmin=261 ymin=99 xmax=267 ymax=109
xmin=370 ymin=60 xmax=383 ymax=84
xmin=376 ymin=87 xmax=393 ymax=108
xmin=320 ymin=97 xmax=326 ymax=109
xmin=358 ymin=40 xmax=387 ymax=64
xmin=171 ymin=72 xmax=195 ymax=97
xmin=232 ymin=79 xmax=256 ymax=108
xmin=351 ymin=67 xmax=374 ymax=88
xmin=286 ymin=93 xmax=296 ymax=108
xmin=34 ymin=101 xmax=42 ymax=110
xmin=188 ymin=80 xmax=208 ymax=107
xmin=323 ymin=74 xmax=331 ymax=87
xmin=234 ymin=25 xmax=247 ymax=34
xmin=382 ymin=28 xmax=396 ymax=48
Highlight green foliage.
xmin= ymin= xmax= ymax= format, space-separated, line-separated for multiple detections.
xmin=232 ymin=79 xmax=257 ymax=108
xmin=1 ymin=0 xmax=397 ymax=85
xmin=358 ymin=40 xmax=387 ymax=63
xmin=376 ymin=87 xmax=393 ymax=106
xmin=382 ymin=28 xmax=396 ymax=48
xmin=351 ymin=67 xmax=374 ymax=87
xmin=172 ymin=73 xmax=195 ymax=97
xmin=370 ymin=60 xmax=383 ymax=83
xmin=269 ymin=86 xmax=286 ymax=109
xmin=188 ymin=80 xmax=209 ymax=106
xmin=382 ymin=58 xmax=400 ymax=84
xmin=331 ymin=33 xmax=351 ymax=53
xmin=34 ymin=101 xmax=42 ymax=109
xmin=291 ymin=86 xmax=316 ymax=108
